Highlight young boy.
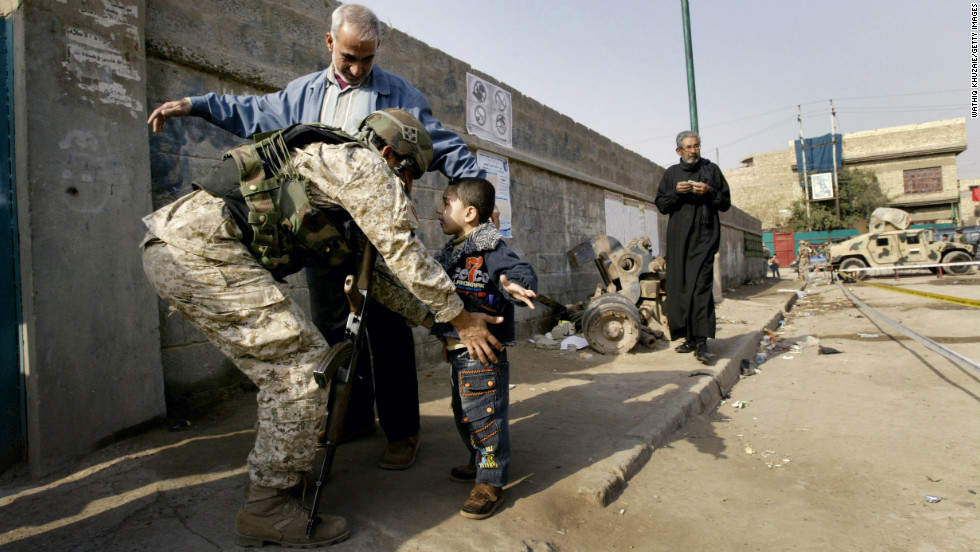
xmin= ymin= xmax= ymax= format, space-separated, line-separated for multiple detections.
xmin=430 ymin=177 xmax=537 ymax=520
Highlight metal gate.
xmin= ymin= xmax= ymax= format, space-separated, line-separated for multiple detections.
xmin=772 ymin=231 xmax=796 ymax=268
xmin=0 ymin=18 xmax=25 ymax=471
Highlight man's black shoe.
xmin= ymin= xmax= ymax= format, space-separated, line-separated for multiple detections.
xmin=694 ymin=341 xmax=711 ymax=363
xmin=674 ymin=341 xmax=696 ymax=353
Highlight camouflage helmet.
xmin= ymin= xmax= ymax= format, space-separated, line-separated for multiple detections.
xmin=359 ymin=108 xmax=434 ymax=176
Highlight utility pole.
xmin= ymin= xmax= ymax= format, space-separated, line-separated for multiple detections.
xmin=798 ymin=105 xmax=810 ymax=218
xmin=830 ymin=100 xmax=841 ymax=221
xmin=681 ymin=0 xmax=698 ymax=133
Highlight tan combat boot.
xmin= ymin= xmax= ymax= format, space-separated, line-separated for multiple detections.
xmin=234 ymin=483 xmax=350 ymax=548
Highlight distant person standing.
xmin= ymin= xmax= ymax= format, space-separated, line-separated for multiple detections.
xmin=654 ymin=131 xmax=731 ymax=363
xmin=769 ymin=256 xmax=781 ymax=279
xmin=796 ymin=241 xmax=813 ymax=280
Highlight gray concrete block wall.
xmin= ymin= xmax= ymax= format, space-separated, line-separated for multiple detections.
xmin=12 ymin=0 xmax=165 ymax=475
xmin=718 ymin=208 xmax=765 ymax=289
xmin=145 ymin=0 xmax=325 ymax=94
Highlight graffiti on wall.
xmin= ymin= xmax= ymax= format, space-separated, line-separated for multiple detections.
xmin=64 ymin=2 xmax=142 ymax=114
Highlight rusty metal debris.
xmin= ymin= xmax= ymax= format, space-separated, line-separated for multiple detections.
xmin=560 ymin=235 xmax=667 ymax=354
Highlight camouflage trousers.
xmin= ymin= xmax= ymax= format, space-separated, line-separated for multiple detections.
xmin=797 ymin=258 xmax=810 ymax=279
xmin=142 ymin=236 xmax=328 ymax=489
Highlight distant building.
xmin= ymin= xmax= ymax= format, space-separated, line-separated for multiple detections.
xmin=727 ymin=118 xmax=967 ymax=229
xmin=958 ymin=178 xmax=980 ymax=227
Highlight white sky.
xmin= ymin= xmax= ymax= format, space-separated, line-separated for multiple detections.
xmin=357 ymin=0 xmax=977 ymax=178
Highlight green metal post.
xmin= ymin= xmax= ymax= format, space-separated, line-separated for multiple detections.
xmin=681 ymin=0 xmax=698 ymax=133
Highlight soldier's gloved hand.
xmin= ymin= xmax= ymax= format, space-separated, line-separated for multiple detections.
xmin=450 ymin=310 xmax=503 ymax=366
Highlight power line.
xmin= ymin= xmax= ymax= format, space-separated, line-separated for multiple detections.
xmin=625 ymin=105 xmax=797 ymax=146
xmin=716 ymin=117 xmax=795 ymax=149
xmin=628 ymin=89 xmax=970 ymax=151
xmin=833 ymin=88 xmax=968 ymax=102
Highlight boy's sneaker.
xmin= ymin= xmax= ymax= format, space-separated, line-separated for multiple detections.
xmin=450 ymin=463 xmax=477 ymax=482
xmin=460 ymin=483 xmax=505 ymax=520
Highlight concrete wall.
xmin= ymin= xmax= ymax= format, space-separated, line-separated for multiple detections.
xmin=4 ymin=0 xmax=763 ymax=474
xmin=9 ymin=0 xmax=165 ymax=475
xmin=718 ymin=208 xmax=766 ymax=289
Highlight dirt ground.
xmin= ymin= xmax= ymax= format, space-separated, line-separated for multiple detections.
xmin=1 ymin=273 xmax=977 ymax=551
xmin=573 ymin=274 xmax=980 ymax=552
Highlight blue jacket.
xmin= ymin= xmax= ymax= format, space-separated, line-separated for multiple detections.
xmin=188 ymin=66 xmax=484 ymax=180
xmin=430 ymin=222 xmax=537 ymax=346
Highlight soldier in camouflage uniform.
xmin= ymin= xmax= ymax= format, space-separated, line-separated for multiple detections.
xmin=148 ymin=4 xmax=486 ymax=473
xmin=797 ymin=240 xmax=813 ymax=280
xmin=141 ymin=109 xmax=502 ymax=547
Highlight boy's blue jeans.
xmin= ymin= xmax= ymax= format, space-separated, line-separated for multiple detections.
xmin=449 ymin=348 xmax=510 ymax=487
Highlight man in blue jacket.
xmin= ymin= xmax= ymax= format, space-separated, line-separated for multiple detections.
xmin=148 ymin=2 xmax=485 ymax=471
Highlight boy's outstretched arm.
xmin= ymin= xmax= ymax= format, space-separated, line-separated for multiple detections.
xmin=500 ymin=274 xmax=537 ymax=309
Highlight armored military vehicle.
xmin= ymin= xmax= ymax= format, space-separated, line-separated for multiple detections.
xmin=829 ymin=208 xmax=976 ymax=279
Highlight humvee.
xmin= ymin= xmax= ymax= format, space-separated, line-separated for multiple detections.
xmin=828 ymin=207 xmax=976 ymax=279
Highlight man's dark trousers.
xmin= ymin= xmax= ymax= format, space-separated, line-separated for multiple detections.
xmin=306 ymin=264 xmax=421 ymax=443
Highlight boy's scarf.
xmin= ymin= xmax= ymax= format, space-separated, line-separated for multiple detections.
xmin=435 ymin=221 xmax=503 ymax=272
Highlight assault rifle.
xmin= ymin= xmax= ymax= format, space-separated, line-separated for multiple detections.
xmin=307 ymin=240 xmax=377 ymax=539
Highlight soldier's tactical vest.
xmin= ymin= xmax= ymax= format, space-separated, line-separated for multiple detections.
xmin=196 ymin=124 xmax=367 ymax=280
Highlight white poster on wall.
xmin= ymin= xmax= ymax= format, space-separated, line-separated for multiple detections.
xmin=604 ymin=191 xmax=660 ymax=255
xmin=466 ymin=73 xmax=513 ymax=148
xmin=476 ymin=150 xmax=513 ymax=238
xmin=810 ymin=172 xmax=834 ymax=200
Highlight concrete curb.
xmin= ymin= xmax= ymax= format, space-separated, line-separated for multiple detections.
xmin=575 ymin=293 xmax=797 ymax=507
